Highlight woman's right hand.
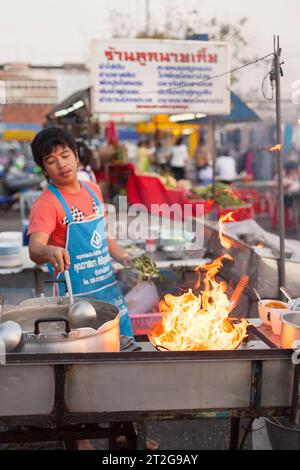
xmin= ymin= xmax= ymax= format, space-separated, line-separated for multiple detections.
xmin=46 ymin=246 xmax=70 ymax=273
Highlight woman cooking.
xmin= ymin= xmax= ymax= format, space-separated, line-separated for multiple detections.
xmin=28 ymin=127 xmax=133 ymax=338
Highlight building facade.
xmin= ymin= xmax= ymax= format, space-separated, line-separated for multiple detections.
xmin=0 ymin=62 xmax=90 ymax=141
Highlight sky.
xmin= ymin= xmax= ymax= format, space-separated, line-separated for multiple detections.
xmin=1 ymin=0 xmax=300 ymax=98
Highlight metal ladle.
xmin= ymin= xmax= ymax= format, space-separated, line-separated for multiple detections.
xmin=280 ymin=286 xmax=299 ymax=310
xmin=0 ymin=321 xmax=22 ymax=353
xmin=0 ymin=296 xmax=22 ymax=353
xmin=253 ymin=288 xmax=262 ymax=302
xmin=64 ymin=270 xmax=97 ymax=329
xmin=280 ymin=286 xmax=293 ymax=303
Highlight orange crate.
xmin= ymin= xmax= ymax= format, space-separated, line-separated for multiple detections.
xmin=129 ymin=312 xmax=162 ymax=336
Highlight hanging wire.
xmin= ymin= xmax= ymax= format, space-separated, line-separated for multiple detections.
xmin=261 ymin=69 xmax=274 ymax=101
xmin=238 ymin=418 xmax=270 ymax=450
xmin=238 ymin=418 xmax=255 ymax=450
xmin=140 ymin=52 xmax=275 ymax=95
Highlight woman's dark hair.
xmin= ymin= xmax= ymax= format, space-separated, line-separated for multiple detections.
xmin=175 ymin=136 xmax=184 ymax=146
xmin=31 ymin=127 xmax=78 ymax=169
xmin=285 ymin=161 xmax=299 ymax=173
xmin=77 ymin=141 xmax=92 ymax=167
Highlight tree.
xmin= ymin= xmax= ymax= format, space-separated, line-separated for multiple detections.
xmin=108 ymin=6 xmax=250 ymax=81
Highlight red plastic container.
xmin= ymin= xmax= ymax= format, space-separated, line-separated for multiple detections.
xmin=216 ymin=204 xmax=252 ymax=222
xmin=129 ymin=312 xmax=162 ymax=336
xmin=184 ymin=197 xmax=213 ymax=217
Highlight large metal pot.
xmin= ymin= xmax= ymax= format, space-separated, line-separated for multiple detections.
xmin=280 ymin=312 xmax=300 ymax=349
xmin=2 ymin=296 xmax=120 ymax=353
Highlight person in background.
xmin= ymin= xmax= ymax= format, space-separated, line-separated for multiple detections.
xmin=215 ymin=148 xmax=238 ymax=183
xmin=283 ymin=161 xmax=300 ymax=192
xmin=76 ymin=141 xmax=97 ymax=183
xmin=170 ymin=136 xmax=189 ymax=181
xmin=136 ymin=140 xmax=151 ymax=174
xmin=147 ymin=138 xmax=156 ymax=160
xmin=286 ymin=144 xmax=300 ymax=164
xmin=198 ymin=157 xmax=213 ymax=185
xmin=274 ymin=160 xmax=300 ymax=210
xmin=252 ymin=146 xmax=273 ymax=181
xmin=155 ymin=141 xmax=172 ymax=173
xmin=237 ymin=148 xmax=255 ymax=178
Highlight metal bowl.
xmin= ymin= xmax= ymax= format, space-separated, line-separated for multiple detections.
xmin=280 ymin=311 xmax=300 ymax=349
xmin=162 ymin=245 xmax=185 ymax=260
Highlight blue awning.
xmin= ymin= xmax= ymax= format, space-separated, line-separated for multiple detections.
xmin=185 ymin=91 xmax=260 ymax=124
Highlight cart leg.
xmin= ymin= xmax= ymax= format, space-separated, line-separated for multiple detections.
xmin=108 ymin=422 xmax=118 ymax=450
xmin=63 ymin=439 xmax=78 ymax=450
xmin=136 ymin=420 xmax=147 ymax=450
xmin=122 ymin=422 xmax=137 ymax=450
xmin=229 ymin=417 xmax=240 ymax=450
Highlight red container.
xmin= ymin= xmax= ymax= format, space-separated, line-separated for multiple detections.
xmin=216 ymin=204 xmax=252 ymax=222
xmin=184 ymin=197 xmax=213 ymax=217
xmin=129 ymin=312 xmax=162 ymax=336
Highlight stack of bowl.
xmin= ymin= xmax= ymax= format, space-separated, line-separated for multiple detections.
xmin=258 ymin=299 xmax=290 ymax=335
xmin=0 ymin=232 xmax=23 ymax=268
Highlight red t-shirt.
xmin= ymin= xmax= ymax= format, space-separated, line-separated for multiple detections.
xmin=28 ymin=182 xmax=106 ymax=248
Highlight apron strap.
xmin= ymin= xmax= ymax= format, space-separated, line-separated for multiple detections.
xmin=80 ymin=181 xmax=102 ymax=208
xmin=48 ymin=184 xmax=73 ymax=223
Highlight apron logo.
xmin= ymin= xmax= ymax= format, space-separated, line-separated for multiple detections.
xmin=91 ymin=230 xmax=102 ymax=249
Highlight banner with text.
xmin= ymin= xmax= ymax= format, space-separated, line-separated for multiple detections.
xmin=91 ymin=38 xmax=230 ymax=115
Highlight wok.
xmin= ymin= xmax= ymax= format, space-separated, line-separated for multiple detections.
xmin=2 ymin=296 xmax=120 ymax=354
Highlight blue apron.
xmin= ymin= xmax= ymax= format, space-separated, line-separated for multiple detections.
xmin=47 ymin=182 xmax=133 ymax=337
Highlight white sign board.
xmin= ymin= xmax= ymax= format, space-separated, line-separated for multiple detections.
xmin=91 ymin=38 xmax=230 ymax=115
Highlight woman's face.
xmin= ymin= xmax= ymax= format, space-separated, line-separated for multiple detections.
xmin=42 ymin=145 xmax=78 ymax=187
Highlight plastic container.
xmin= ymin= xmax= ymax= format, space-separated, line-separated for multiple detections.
xmin=124 ymin=281 xmax=160 ymax=315
xmin=129 ymin=312 xmax=162 ymax=336
xmin=265 ymin=417 xmax=300 ymax=450
xmin=216 ymin=205 xmax=252 ymax=222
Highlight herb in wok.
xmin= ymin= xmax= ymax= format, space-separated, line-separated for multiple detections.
xmin=129 ymin=255 xmax=160 ymax=283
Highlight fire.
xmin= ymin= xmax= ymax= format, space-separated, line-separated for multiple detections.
xmin=257 ymin=242 xmax=265 ymax=249
xmin=219 ymin=212 xmax=235 ymax=249
xmin=148 ymin=213 xmax=249 ymax=351
xmin=270 ymin=144 xmax=283 ymax=153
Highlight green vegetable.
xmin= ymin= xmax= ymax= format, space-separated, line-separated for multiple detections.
xmin=129 ymin=255 xmax=160 ymax=283
xmin=191 ymin=183 xmax=245 ymax=208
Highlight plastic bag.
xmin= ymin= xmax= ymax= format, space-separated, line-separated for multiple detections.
xmin=124 ymin=281 xmax=159 ymax=314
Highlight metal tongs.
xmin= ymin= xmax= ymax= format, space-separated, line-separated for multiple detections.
xmin=280 ymin=286 xmax=300 ymax=311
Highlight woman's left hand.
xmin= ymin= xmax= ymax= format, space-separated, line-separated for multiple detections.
xmin=121 ymin=254 xmax=131 ymax=267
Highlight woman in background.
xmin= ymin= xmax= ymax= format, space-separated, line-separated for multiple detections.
xmin=77 ymin=141 xmax=97 ymax=183
xmin=170 ymin=136 xmax=189 ymax=180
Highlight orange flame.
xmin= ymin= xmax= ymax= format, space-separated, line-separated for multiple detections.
xmin=149 ymin=253 xmax=248 ymax=351
xmin=149 ymin=212 xmax=249 ymax=351
xmin=219 ymin=212 xmax=235 ymax=249
xmin=270 ymin=144 xmax=283 ymax=153
xmin=257 ymin=242 xmax=264 ymax=249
